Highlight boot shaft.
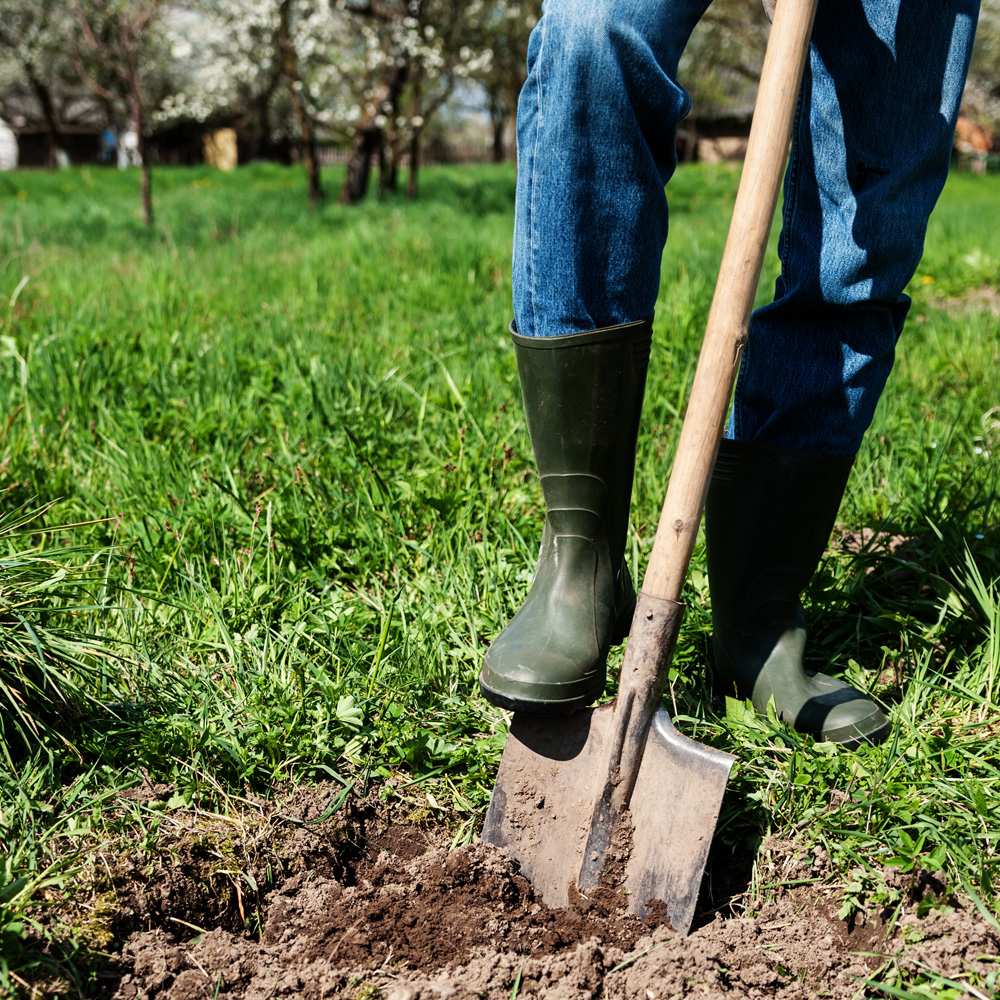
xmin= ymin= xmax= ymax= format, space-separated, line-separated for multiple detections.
xmin=479 ymin=319 xmax=652 ymax=712
xmin=511 ymin=318 xmax=651 ymax=572
xmin=704 ymin=439 xmax=888 ymax=746
xmin=706 ymin=439 xmax=853 ymax=636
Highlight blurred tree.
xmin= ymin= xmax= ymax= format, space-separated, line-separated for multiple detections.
xmin=678 ymin=0 xmax=769 ymax=161
xmin=6 ymin=0 xmax=995 ymax=187
xmin=966 ymin=0 xmax=1000 ymax=137
xmin=157 ymin=1 xmax=285 ymax=158
xmin=0 ymin=0 xmax=82 ymax=167
xmin=167 ymin=0 xmax=348 ymax=208
xmin=71 ymin=0 xmax=177 ymax=224
xmin=479 ymin=1 xmax=538 ymax=163
xmin=276 ymin=0 xmax=323 ymax=207
xmin=336 ymin=0 xmax=493 ymax=203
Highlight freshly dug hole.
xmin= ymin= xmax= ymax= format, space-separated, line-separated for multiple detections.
xmin=92 ymin=788 xmax=999 ymax=1000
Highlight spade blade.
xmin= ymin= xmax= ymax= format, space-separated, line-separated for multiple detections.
xmin=482 ymin=705 xmax=734 ymax=934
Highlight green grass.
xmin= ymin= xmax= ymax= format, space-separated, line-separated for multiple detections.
xmin=1 ymin=161 xmax=999 ymax=994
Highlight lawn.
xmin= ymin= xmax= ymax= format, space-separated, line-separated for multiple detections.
xmin=1 ymin=161 xmax=998 ymax=997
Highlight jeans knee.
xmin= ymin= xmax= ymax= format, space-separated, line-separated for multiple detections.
xmin=532 ymin=2 xmax=629 ymax=77
xmin=526 ymin=0 xmax=692 ymax=134
xmin=815 ymin=170 xmax=944 ymax=307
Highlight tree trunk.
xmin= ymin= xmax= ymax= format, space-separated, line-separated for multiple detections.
xmin=684 ymin=116 xmax=698 ymax=163
xmin=248 ymin=69 xmax=281 ymax=160
xmin=26 ymin=66 xmax=61 ymax=169
xmin=380 ymin=134 xmax=400 ymax=192
xmin=131 ymin=98 xmax=153 ymax=226
xmin=487 ymin=91 xmax=507 ymax=164
xmin=277 ymin=0 xmax=323 ymax=209
xmin=339 ymin=61 xmax=409 ymax=205
xmin=300 ymin=114 xmax=323 ymax=209
xmin=492 ymin=115 xmax=505 ymax=163
xmin=407 ymin=74 xmax=423 ymax=199
xmin=341 ymin=125 xmax=382 ymax=204
xmin=140 ymin=157 xmax=153 ymax=226
xmin=407 ymin=130 xmax=420 ymax=200
xmin=378 ymin=136 xmax=392 ymax=191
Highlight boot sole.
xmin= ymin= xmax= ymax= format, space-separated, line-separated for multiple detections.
xmin=479 ymin=598 xmax=636 ymax=715
xmin=479 ymin=680 xmax=603 ymax=716
xmin=820 ymin=714 xmax=891 ymax=748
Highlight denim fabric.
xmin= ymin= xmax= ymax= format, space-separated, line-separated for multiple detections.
xmin=512 ymin=0 xmax=979 ymax=454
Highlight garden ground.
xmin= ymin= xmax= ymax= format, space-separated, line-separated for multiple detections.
xmin=85 ymin=785 xmax=997 ymax=999
xmin=1 ymin=163 xmax=998 ymax=997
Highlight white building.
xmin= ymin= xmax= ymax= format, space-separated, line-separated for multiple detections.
xmin=0 ymin=119 xmax=18 ymax=170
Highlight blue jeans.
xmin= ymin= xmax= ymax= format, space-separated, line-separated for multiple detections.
xmin=512 ymin=0 xmax=979 ymax=454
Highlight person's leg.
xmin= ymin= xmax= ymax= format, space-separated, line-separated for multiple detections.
xmin=481 ymin=0 xmax=711 ymax=711
xmin=733 ymin=0 xmax=980 ymax=452
xmin=709 ymin=0 xmax=980 ymax=744
xmin=512 ymin=0 xmax=713 ymax=339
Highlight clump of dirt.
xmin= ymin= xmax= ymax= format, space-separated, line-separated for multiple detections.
xmin=110 ymin=839 xmax=658 ymax=999
xmin=260 ymin=841 xmax=646 ymax=969
xmin=92 ymin=782 xmax=377 ymax=941
xmin=88 ymin=789 xmax=999 ymax=1000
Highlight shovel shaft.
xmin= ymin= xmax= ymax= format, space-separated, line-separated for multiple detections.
xmin=641 ymin=0 xmax=818 ymax=605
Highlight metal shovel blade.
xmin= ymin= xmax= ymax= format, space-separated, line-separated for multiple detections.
xmin=482 ymin=705 xmax=734 ymax=935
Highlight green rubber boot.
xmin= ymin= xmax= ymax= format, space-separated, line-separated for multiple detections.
xmin=479 ymin=318 xmax=652 ymax=713
xmin=705 ymin=439 xmax=890 ymax=747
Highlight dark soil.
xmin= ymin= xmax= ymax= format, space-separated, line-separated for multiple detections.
xmin=82 ymin=786 xmax=997 ymax=1000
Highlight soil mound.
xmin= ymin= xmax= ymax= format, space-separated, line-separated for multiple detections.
xmin=94 ymin=789 xmax=997 ymax=1000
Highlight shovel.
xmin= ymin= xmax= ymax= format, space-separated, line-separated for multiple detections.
xmin=482 ymin=0 xmax=819 ymax=936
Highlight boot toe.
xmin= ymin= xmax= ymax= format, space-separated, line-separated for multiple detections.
xmin=796 ymin=681 xmax=891 ymax=747
xmin=818 ymin=699 xmax=891 ymax=747
xmin=480 ymin=647 xmax=605 ymax=714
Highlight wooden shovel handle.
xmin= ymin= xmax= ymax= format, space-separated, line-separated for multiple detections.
xmin=641 ymin=0 xmax=818 ymax=602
